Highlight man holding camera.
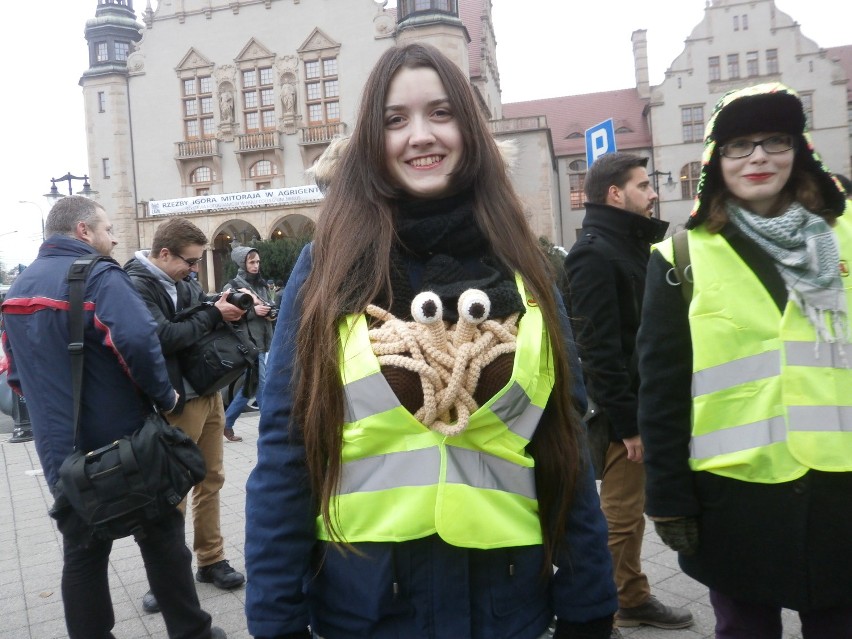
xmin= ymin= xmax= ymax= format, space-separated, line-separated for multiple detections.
xmin=124 ymin=218 xmax=247 ymax=614
xmin=221 ymin=244 xmax=275 ymax=442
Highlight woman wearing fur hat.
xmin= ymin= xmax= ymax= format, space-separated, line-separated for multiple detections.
xmin=243 ymin=44 xmax=616 ymax=639
xmin=637 ymin=83 xmax=852 ymax=637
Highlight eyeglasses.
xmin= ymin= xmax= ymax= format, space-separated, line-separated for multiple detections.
xmin=719 ymin=134 xmax=795 ymax=159
xmin=175 ymin=253 xmax=202 ymax=267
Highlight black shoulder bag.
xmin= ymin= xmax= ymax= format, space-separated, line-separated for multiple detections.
xmin=51 ymin=256 xmax=206 ymax=540
xmin=174 ymin=303 xmax=259 ymax=397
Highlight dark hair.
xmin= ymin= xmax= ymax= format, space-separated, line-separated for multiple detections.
xmin=834 ymin=173 xmax=852 ymax=196
xmin=151 ymin=218 xmax=208 ymax=254
xmin=584 ymin=153 xmax=649 ymax=204
xmin=44 ymin=195 xmax=104 ymax=238
xmin=295 ymin=43 xmax=584 ymax=566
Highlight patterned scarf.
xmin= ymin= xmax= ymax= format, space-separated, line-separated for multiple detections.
xmin=727 ymin=201 xmax=848 ymax=343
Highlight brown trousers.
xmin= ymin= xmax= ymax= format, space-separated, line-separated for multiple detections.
xmin=600 ymin=440 xmax=651 ymax=608
xmin=166 ymin=393 xmax=226 ymax=568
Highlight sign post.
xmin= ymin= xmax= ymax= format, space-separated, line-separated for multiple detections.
xmin=585 ymin=118 xmax=617 ymax=166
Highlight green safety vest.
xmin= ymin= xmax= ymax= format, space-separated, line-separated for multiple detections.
xmin=655 ymin=216 xmax=852 ymax=483
xmin=321 ymin=275 xmax=554 ymax=548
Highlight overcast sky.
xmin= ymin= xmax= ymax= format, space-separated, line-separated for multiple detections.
xmin=0 ymin=0 xmax=846 ymax=267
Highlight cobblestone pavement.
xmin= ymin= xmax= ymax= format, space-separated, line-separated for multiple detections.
xmin=1 ymin=412 xmax=803 ymax=639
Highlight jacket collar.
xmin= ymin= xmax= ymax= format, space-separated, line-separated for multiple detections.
xmin=38 ymin=234 xmax=101 ymax=258
xmin=582 ymin=202 xmax=670 ymax=244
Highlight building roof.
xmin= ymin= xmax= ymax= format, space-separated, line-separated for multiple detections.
xmin=503 ymin=88 xmax=652 ymax=157
xmin=826 ymin=44 xmax=852 ymax=100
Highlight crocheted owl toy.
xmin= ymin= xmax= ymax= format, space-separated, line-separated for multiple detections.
xmin=367 ymin=290 xmax=519 ymax=436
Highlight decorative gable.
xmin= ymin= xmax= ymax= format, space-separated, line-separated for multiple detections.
xmin=297 ymin=28 xmax=340 ymax=54
xmin=236 ymin=38 xmax=275 ymax=63
xmin=176 ymin=48 xmax=213 ymax=72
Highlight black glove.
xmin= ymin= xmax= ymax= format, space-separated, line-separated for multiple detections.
xmin=554 ymin=615 xmax=614 ymax=639
xmin=654 ymin=517 xmax=699 ymax=556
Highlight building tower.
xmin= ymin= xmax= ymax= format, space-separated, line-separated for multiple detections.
xmin=395 ymin=0 xmax=471 ymax=75
xmin=80 ymin=0 xmax=143 ymax=262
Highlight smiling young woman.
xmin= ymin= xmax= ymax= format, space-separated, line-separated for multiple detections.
xmin=243 ymin=43 xmax=618 ymax=639
xmin=637 ymin=83 xmax=852 ymax=637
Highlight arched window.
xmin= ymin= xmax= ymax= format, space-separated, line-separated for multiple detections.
xmin=568 ymin=159 xmax=587 ymax=210
xmin=190 ymin=166 xmax=214 ymax=183
xmin=249 ymin=160 xmax=278 ymax=177
xmin=680 ymin=162 xmax=701 ymax=200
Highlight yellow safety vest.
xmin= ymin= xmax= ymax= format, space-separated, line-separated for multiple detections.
xmin=321 ymin=275 xmax=554 ymax=548
xmin=655 ymin=217 xmax=852 ymax=483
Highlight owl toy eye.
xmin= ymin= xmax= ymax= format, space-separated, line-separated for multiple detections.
xmin=411 ymin=291 xmax=444 ymax=325
xmin=457 ymin=289 xmax=490 ymax=325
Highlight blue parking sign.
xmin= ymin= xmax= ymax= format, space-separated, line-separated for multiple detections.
xmin=585 ymin=119 xmax=617 ymax=166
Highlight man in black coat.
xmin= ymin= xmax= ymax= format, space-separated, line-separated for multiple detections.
xmin=563 ymin=153 xmax=691 ymax=634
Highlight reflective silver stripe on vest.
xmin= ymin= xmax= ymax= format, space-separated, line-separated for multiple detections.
xmin=785 ymin=341 xmax=852 ymax=369
xmin=342 ymin=372 xmax=401 ymax=423
xmin=690 ymin=416 xmax=787 ymax=458
xmin=337 ymin=445 xmax=535 ymax=499
xmin=445 ymin=446 xmax=537 ymax=500
xmin=692 ymin=351 xmax=780 ymax=397
xmin=488 ymin=381 xmax=543 ymax=440
xmin=338 ymin=447 xmax=440 ymax=495
xmin=788 ymin=405 xmax=852 ymax=432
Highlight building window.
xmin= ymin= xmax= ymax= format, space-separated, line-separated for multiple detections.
xmin=97 ymin=91 xmax=106 ymax=113
xmin=681 ymin=105 xmax=704 ymax=143
xmin=568 ymin=159 xmax=587 ymax=210
xmin=96 ymin=42 xmax=109 ymax=62
xmin=733 ymin=15 xmax=739 ymax=31
xmin=766 ymin=49 xmax=778 ymax=74
xmin=115 ymin=42 xmax=130 ymax=61
xmin=304 ymin=56 xmax=340 ymax=125
xmin=727 ymin=54 xmax=740 ymax=79
xmin=746 ymin=51 xmax=759 ymax=77
xmin=190 ymin=166 xmax=215 ymax=186
xmin=742 ymin=14 xmax=748 ymax=30
xmin=242 ymin=67 xmax=276 ymax=132
xmin=680 ymin=162 xmax=701 ymax=200
xmin=183 ymin=76 xmax=214 ymax=140
xmin=800 ymin=92 xmax=814 ymax=129
xmin=708 ymin=56 xmax=720 ymax=81
xmin=249 ymin=160 xmax=278 ymax=178
xmin=102 ymin=158 xmax=110 ymax=179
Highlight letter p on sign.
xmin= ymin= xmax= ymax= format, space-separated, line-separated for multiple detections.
xmin=585 ymin=119 xmax=617 ymax=166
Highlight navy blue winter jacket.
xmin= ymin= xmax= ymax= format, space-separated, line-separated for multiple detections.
xmin=1 ymin=236 xmax=176 ymax=487
xmin=244 ymin=245 xmax=616 ymax=639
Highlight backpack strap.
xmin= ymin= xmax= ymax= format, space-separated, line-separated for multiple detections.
xmin=67 ymin=255 xmax=116 ymax=452
xmin=671 ymin=230 xmax=693 ymax=304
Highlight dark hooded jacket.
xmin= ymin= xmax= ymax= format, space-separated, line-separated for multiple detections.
xmin=124 ymin=254 xmax=223 ymax=413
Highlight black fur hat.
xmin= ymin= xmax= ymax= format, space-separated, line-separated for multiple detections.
xmin=685 ymin=83 xmax=846 ymax=229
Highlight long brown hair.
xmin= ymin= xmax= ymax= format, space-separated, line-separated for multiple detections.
xmin=293 ymin=44 xmax=583 ymax=564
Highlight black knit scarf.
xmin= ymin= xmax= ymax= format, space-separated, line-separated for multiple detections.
xmin=383 ymin=192 xmax=525 ymax=322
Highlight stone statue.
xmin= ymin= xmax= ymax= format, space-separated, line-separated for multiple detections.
xmin=220 ymin=89 xmax=234 ymax=123
xmin=281 ymin=83 xmax=296 ymax=114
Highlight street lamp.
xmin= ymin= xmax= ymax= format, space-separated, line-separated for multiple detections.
xmin=43 ymin=173 xmax=99 ymax=203
xmin=18 ymin=201 xmax=46 ymax=241
xmin=649 ymin=170 xmax=674 ymax=219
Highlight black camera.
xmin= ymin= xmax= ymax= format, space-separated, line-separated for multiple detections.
xmin=225 ymin=291 xmax=254 ymax=310
xmin=267 ymin=306 xmax=279 ymax=320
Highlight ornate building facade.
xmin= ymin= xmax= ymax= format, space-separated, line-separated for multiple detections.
xmin=79 ymin=0 xmax=850 ymax=288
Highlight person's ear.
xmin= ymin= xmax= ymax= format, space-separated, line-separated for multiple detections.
xmin=606 ymin=184 xmax=622 ymax=207
xmin=75 ymin=220 xmax=89 ymax=242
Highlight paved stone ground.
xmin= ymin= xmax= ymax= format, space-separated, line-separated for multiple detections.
xmin=0 ymin=412 xmax=803 ymax=638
